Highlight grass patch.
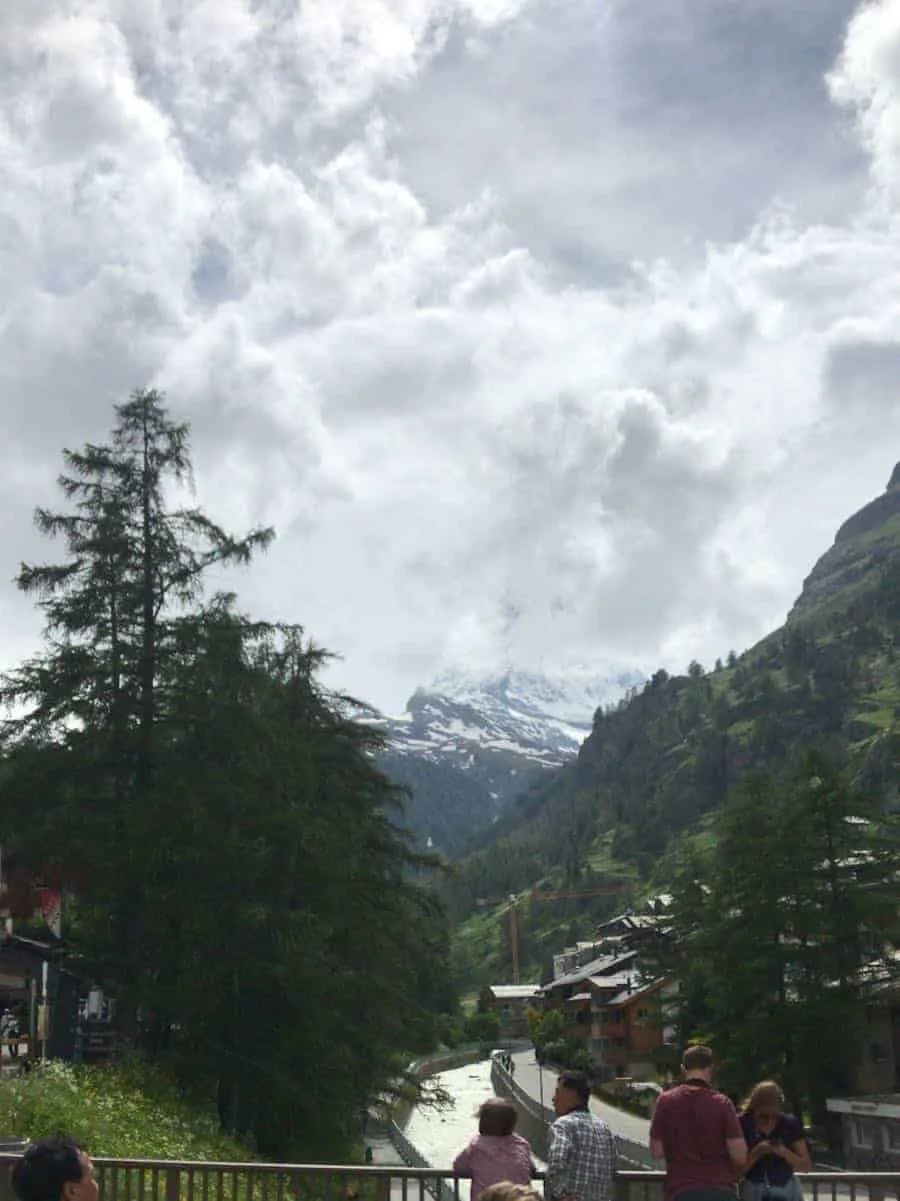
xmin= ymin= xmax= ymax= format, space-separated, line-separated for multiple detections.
xmin=851 ymin=708 xmax=897 ymax=730
xmin=585 ymin=833 xmax=639 ymax=879
xmin=0 ymin=1059 xmax=254 ymax=1161
xmin=0 ymin=1061 xmax=389 ymax=1201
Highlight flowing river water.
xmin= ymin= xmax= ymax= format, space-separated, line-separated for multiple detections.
xmin=403 ymin=1060 xmax=547 ymax=1198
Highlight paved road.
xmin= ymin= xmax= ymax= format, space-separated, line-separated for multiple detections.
xmin=510 ymin=1051 xmax=652 ymax=1148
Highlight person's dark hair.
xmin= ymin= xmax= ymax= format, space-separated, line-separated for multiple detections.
xmin=682 ymin=1045 xmax=714 ymax=1072
xmin=12 ymin=1137 xmax=85 ymax=1201
xmin=478 ymin=1097 xmax=518 ymax=1136
xmin=557 ymin=1069 xmax=591 ymax=1106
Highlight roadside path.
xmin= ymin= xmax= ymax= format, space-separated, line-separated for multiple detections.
xmin=510 ymin=1051 xmax=652 ymax=1149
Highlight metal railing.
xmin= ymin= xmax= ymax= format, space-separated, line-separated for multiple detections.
xmin=616 ymin=1174 xmax=900 ymax=1201
xmin=0 ymin=1155 xmax=896 ymax=1201
xmin=383 ymin=1121 xmax=457 ymax=1201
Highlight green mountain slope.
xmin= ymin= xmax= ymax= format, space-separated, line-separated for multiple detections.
xmin=448 ymin=464 xmax=900 ymax=986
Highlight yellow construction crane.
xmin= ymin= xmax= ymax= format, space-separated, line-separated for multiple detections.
xmin=475 ymin=883 xmax=631 ymax=983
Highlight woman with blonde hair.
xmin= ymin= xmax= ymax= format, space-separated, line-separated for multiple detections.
xmin=739 ymin=1081 xmax=811 ymax=1201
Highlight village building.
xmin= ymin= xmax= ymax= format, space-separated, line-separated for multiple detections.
xmin=485 ymin=984 xmax=541 ymax=1038
xmin=541 ymin=912 xmax=677 ymax=1079
xmin=826 ymin=1096 xmax=900 ymax=1170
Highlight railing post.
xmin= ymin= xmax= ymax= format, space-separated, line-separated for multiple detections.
xmin=165 ymin=1168 xmax=180 ymax=1201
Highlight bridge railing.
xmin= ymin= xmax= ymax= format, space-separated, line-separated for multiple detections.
xmin=0 ymin=1155 xmax=896 ymax=1201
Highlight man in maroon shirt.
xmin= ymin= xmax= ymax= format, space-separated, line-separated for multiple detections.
xmin=649 ymin=1046 xmax=747 ymax=1201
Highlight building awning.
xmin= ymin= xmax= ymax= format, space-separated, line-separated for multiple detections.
xmin=489 ymin=985 xmax=541 ymax=1000
xmin=827 ymin=1097 xmax=900 ymax=1119
xmin=567 ymin=991 xmax=592 ymax=1002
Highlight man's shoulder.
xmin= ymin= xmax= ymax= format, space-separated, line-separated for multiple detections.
xmin=555 ymin=1108 xmax=585 ymax=1126
xmin=697 ymin=1088 xmax=738 ymax=1115
xmin=556 ymin=1108 xmax=610 ymax=1130
xmin=588 ymin=1111 xmax=612 ymax=1135
xmin=657 ymin=1084 xmax=735 ymax=1109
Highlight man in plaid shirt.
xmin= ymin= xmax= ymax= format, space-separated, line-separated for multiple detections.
xmin=546 ymin=1070 xmax=617 ymax=1201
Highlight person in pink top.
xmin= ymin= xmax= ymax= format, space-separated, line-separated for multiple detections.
xmin=453 ymin=1098 xmax=536 ymax=1201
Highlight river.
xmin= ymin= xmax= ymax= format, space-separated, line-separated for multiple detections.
xmin=403 ymin=1059 xmax=547 ymax=1197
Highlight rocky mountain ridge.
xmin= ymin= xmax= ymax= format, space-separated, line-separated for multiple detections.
xmin=378 ymin=668 xmax=642 ymax=856
xmin=789 ymin=464 xmax=900 ymax=623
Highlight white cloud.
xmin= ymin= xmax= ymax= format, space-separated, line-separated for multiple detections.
xmin=3 ymin=0 xmax=900 ymax=713
xmin=830 ymin=0 xmax=900 ymax=205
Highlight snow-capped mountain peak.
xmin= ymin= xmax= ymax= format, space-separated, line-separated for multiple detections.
xmin=377 ymin=667 xmax=643 ymax=855
xmin=395 ymin=667 xmax=641 ymax=767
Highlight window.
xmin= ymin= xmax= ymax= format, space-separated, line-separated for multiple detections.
xmin=852 ymin=1118 xmax=882 ymax=1150
xmin=871 ymin=1042 xmax=889 ymax=1064
xmin=887 ymin=1122 xmax=900 ymax=1151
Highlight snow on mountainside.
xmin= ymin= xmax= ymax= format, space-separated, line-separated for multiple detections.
xmin=377 ymin=668 xmax=642 ymax=856
xmin=389 ymin=669 xmax=641 ymax=766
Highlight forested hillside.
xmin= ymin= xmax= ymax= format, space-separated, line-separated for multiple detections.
xmin=449 ymin=464 xmax=900 ymax=986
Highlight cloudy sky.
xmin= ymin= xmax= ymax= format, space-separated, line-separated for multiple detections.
xmin=3 ymin=0 xmax=900 ymax=713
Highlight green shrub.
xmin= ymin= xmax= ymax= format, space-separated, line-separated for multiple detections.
xmin=0 ymin=1059 xmax=253 ymax=1161
xmin=595 ymin=1082 xmax=655 ymax=1119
